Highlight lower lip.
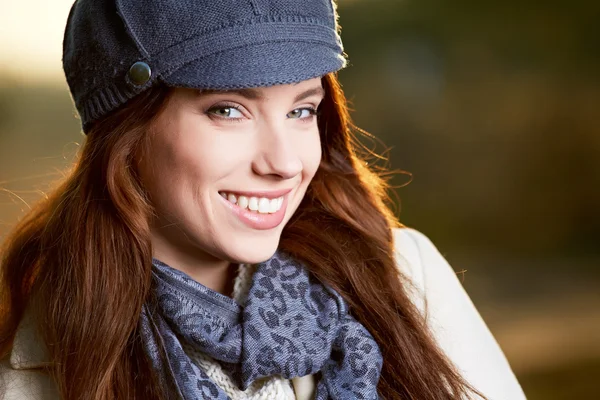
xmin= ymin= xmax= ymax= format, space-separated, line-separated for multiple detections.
xmin=219 ymin=193 xmax=289 ymax=230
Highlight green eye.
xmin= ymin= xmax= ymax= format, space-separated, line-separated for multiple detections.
xmin=213 ymin=108 xmax=232 ymax=117
xmin=207 ymin=106 xmax=243 ymax=118
xmin=287 ymin=108 xmax=316 ymax=119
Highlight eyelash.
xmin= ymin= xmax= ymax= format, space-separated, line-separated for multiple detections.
xmin=205 ymin=102 xmax=320 ymax=123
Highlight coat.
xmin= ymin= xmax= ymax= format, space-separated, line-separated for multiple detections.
xmin=0 ymin=228 xmax=527 ymax=399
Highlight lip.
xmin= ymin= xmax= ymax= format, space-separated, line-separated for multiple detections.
xmin=218 ymin=190 xmax=291 ymax=230
xmin=218 ymin=188 xmax=293 ymax=199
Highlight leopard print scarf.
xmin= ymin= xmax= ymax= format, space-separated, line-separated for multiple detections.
xmin=139 ymin=251 xmax=382 ymax=399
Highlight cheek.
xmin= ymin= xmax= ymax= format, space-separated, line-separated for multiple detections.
xmin=152 ymin=128 xmax=243 ymax=185
xmin=139 ymin=130 xmax=218 ymax=214
xmin=298 ymin=128 xmax=322 ymax=178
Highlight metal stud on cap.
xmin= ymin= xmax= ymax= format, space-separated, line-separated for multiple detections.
xmin=128 ymin=61 xmax=152 ymax=86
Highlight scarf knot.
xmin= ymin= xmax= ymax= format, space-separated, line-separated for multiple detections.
xmin=140 ymin=251 xmax=383 ymax=399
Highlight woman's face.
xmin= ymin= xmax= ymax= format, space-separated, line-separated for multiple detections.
xmin=139 ymin=77 xmax=324 ymax=266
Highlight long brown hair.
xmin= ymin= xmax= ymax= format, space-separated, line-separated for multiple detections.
xmin=1 ymin=74 xmax=482 ymax=399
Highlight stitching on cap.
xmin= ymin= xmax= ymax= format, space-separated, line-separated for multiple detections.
xmin=249 ymin=0 xmax=261 ymax=15
xmin=149 ymin=14 xmax=332 ymax=58
xmin=164 ymin=65 xmax=336 ymax=90
xmin=160 ymin=38 xmax=343 ymax=79
xmin=154 ymin=21 xmax=341 ymax=76
xmin=115 ymin=0 xmax=151 ymax=59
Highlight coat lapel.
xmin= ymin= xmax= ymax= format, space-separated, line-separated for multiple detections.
xmin=9 ymin=312 xmax=50 ymax=370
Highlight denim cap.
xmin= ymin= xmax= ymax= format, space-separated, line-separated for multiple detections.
xmin=62 ymin=0 xmax=346 ymax=133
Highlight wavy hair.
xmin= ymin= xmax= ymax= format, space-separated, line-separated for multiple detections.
xmin=0 ymin=73 xmax=482 ymax=399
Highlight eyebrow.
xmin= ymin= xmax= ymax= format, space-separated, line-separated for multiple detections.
xmin=294 ymin=86 xmax=326 ymax=103
xmin=198 ymin=86 xmax=326 ymax=103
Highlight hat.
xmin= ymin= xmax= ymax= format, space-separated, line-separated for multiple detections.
xmin=62 ymin=0 xmax=347 ymax=133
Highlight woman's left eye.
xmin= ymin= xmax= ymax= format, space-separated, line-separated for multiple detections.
xmin=287 ymin=108 xmax=317 ymax=120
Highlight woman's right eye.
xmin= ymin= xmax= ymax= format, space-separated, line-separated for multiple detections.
xmin=207 ymin=105 xmax=244 ymax=119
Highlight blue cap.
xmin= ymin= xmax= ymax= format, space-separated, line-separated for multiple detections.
xmin=62 ymin=0 xmax=346 ymax=133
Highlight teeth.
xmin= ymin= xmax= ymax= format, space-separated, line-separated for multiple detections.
xmin=258 ymin=198 xmax=271 ymax=213
xmin=248 ymin=197 xmax=259 ymax=211
xmin=269 ymin=198 xmax=278 ymax=213
xmin=220 ymin=192 xmax=284 ymax=214
xmin=237 ymin=195 xmax=249 ymax=209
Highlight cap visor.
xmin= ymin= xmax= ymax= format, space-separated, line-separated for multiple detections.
xmin=162 ymin=41 xmax=345 ymax=90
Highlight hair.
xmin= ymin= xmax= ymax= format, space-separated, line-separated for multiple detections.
xmin=0 ymin=73 xmax=483 ymax=399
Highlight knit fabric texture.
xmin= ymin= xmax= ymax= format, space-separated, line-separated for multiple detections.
xmin=140 ymin=251 xmax=383 ymax=399
xmin=62 ymin=0 xmax=346 ymax=133
xmin=181 ymin=263 xmax=296 ymax=399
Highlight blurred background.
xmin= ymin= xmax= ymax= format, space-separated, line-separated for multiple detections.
xmin=1 ymin=0 xmax=598 ymax=398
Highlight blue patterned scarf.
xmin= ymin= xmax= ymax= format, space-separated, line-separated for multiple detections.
xmin=139 ymin=251 xmax=383 ymax=399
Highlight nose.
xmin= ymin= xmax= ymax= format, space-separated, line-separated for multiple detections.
xmin=251 ymin=121 xmax=303 ymax=180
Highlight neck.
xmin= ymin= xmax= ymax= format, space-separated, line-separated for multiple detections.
xmin=150 ymin=231 xmax=238 ymax=297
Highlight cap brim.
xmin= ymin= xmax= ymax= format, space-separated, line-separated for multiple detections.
xmin=161 ymin=41 xmax=345 ymax=90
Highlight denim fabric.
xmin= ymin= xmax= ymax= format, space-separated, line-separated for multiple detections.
xmin=62 ymin=0 xmax=346 ymax=133
xmin=140 ymin=251 xmax=382 ymax=399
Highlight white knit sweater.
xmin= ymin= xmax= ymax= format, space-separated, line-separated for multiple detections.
xmin=181 ymin=263 xmax=297 ymax=399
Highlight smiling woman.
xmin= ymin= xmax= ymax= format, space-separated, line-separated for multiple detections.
xmin=142 ymin=82 xmax=324 ymax=287
xmin=0 ymin=1 xmax=525 ymax=400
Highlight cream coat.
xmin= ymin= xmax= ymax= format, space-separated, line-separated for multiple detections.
xmin=0 ymin=228 xmax=527 ymax=399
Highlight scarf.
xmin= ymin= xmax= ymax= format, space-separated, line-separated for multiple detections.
xmin=139 ymin=251 xmax=383 ymax=400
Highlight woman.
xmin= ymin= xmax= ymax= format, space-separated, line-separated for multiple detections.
xmin=0 ymin=0 xmax=526 ymax=399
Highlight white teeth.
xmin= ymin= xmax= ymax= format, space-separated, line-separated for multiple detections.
xmin=258 ymin=198 xmax=270 ymax=213
xmin=220 ymin=192 xmax=284 ymax=214
xmin=248 ymin=197 xmax=259 ymax=211
xmin=237 ymin=195 xmax=249 ymax=209
xmin=269 ymin=198 xmax=278 ymax=213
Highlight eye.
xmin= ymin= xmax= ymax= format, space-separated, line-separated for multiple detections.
xmin=207 ymin=105 xmax=244 ymax=119
xmin=287 ymin=107 xmax=317 ymax=120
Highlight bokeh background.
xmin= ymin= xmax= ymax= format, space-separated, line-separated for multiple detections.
xmin=1 ymin=1 xmax=598 ymax=398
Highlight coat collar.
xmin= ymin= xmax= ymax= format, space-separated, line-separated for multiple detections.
xmin=9 ymin=311 xmax=51 ymax=370
xmin=9 ymin=312 xmax=316 ymax=398
xmin=9 ymin=263 xmax=252 ymax=371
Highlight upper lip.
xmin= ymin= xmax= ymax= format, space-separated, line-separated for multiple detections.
xmin=219 ymin=188 xmax=293 ymax=198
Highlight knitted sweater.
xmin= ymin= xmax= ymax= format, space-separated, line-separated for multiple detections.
xmin=181 ymin=263 xmax=297 ymax=399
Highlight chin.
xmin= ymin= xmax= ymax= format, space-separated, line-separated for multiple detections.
xmin=224 ymin=235 xmax=281 ymax=265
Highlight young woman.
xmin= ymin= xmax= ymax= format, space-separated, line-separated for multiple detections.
xmin=0 ymin=0 xmax=526 ymax=399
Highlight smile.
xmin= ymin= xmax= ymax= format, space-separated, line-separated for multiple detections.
xmin=218 ymin=189 xmax=292 ymax=230
xmin=219 ymin=192 xmax=284 ymax=214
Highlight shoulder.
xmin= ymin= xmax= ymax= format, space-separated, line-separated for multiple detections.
xmin=0 ymin=357 xmax=58 ymax=400
xmin=391 ymin=226 xmax=488 ymax=350
xmin=391 ymin=226 xmax=447 ymax=278
xmin=0 ymin=313 xmax=59 ymax=400
xmin=391 ymin=227 xmax=527 ymax=400
xmin=392 ymin=226 xmax=492 ymax=322
xmin=391 ymin=226 xmax=444 ymax=285
xmin=390 ymin=227 xmax=440 ymax=316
